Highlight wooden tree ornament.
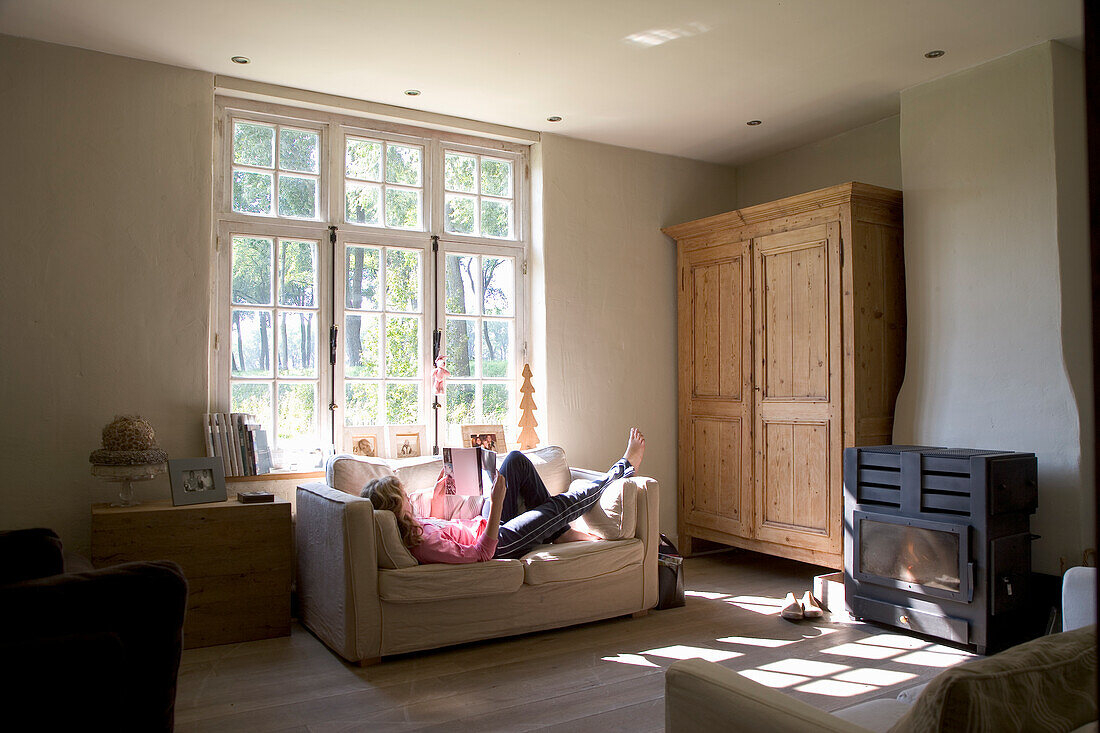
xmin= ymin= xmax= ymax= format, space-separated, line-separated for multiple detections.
xmin=517 ymin=363 xmax=540 ymax=450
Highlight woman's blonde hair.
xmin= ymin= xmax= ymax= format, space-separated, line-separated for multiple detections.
xmin=360 ymin=476 xmax=424 ymax=548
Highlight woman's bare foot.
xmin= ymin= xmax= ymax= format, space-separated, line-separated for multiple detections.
xmin=624 ymin=428 xmax=645 ymax=471
xmin=553 ymin=527 xmax=600 ymax=543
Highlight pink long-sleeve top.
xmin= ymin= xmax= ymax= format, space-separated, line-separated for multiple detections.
xmin=410 ymin=516 xmax=496 ymax=564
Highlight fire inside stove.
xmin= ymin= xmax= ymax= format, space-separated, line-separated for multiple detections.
xmin=859 ymin=519 xmax=960 ymax=593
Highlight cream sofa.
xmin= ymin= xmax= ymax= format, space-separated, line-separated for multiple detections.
xmin=295 ymin=447 xmax=659 ymax=664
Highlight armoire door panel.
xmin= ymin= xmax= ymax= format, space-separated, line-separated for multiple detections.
xmin=758 ymin=419 xmax=829 ymax=534
xmin=691 ymin=257 xmax=743 ymax=401
xmin=679 ymin=238 xmax=753 ymax=542
xmin=687 ymin=416 xmax=748 ymax=535
xmin=753 ymin=223 xmax=842 ymax=555
xmin=759 ymin=235 xmax=830 ymax=402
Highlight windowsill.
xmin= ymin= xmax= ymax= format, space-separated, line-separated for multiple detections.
xmin=226 ymin=470 xmax=325 ymax=483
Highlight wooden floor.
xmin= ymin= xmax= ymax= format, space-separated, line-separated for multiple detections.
xmin=175 ymin=550 xmax=973 ymax=732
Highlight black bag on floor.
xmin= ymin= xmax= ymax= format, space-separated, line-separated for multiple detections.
xmin=656 ymin=534 xmax=685 ymax=609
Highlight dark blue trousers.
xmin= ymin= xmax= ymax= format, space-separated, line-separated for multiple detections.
xmin=488 ymin=451 xmax=634 ymax=559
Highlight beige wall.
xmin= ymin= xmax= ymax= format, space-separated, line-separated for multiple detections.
xmin=893 ymin=42 xmax=1092 ymax=574
xmin=535 ymin=134 xmax=738 ymax=534
xmin=735 ymin=115 xmax=901 ymax=208
xmin=0 ymin=35 xmax=213 ymax=553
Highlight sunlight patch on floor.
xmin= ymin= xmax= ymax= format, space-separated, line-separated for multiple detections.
xmin=684 ymin=590 xmax=731 ymax=600
xmin=642 ymin=645 xmax=744 ymax=662
xmin=834 ymin=668 xmax=918 ymax=686
xmin=727 ymin=595 xmax=787 ymax=614
xmin=600 ymin=653 xmax=660 ymax=668
xmin=795 ymin=678 xmax=878 ymax=697
xmin=716 ymin=635 xmax=796 ymax=648
xmin=822 ymin=641 xmax=903 ymax=660
xmin=759 ymin=659 xmax=849 ymax=677
xmin=894 ymin=649 xmax=972 ymax=668
xmin=739 ymin=669 xmax=809 ymax=688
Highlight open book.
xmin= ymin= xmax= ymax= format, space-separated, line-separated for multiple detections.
xmin=441 ymin=446 xmax=498 ymax=497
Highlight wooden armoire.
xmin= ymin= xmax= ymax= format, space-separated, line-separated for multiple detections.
xmin=663 ymin=182 xmax=905 ymax=569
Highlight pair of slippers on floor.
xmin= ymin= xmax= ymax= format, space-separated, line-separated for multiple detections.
xmin=781 ymin=591 xmax=825 ymax=621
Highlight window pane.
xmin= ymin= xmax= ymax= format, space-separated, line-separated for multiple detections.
xmin=232 ymin=237 xmax=272 ymax=305
xmin=446 ymin=383 xmax=476 ymax=425
xmin=481 ymin=158 xmax=512 ymax=198
xmin=231 ymin=309 xmax=273 ymax=376
xmin=278 ymin=174 xmax=317 ymax=219
xmin=233 ymin=122 xmax=274 ymax=168
xmin=278 ymin=240 xmax=316 ymax=307
xmin=277 ymin=383 xmax=316 ymax=444
xmin=344 ymin=313 xmax=380 ymax=377
xmin=481 ymin=320 xmax=512 ymax=378
xmin=444 ymin=194 xmax=476 ymax=235
xmin=482 ymin=257 xmax=514 ymax=316
xmin=277 ymin=311 xmax=316 ymax=377
xmin=346 ymin=182 xmax=381 ymax=226
xmin=279 ymin=128 xmax=319 ymax=173
xmin=446 ymin=318 xmax=476 ymax=377
xmin=385 ymin=187 xmax=422 ymax=229
xmin=231 ymin=382 xmax=272 ymax=431
xmin=345 ymin=382 xmax=380 ymax=426
xmin=445 ymin=254 xmax=478 ymax=315
xmin=444 ymin=152 xmax=477 ymax=193
xmin=345 ymin=246 xmax=380 ymax=310
xmin=386 ymin=383 xmax=419 ymax=424
xmin=483 ymin=383 xmax=510 ymax=424
xmin=346 ymin=138 xmax=382 ymax=181
xmin=386 ymin=316 xmax=420 ymax=377
xmin=385 ymin=249 xmax=421 ymax=312
xmin=481 ymin=198 xmax=513 ymax=239
xmin=233 ymin=170 xmax=273 ymax=215
xmin=386 ymin=144 xmax=422 ymax=186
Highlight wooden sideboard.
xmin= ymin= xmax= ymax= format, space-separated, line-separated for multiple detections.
xmin=91 ymin=498 xmax=292 ymax=648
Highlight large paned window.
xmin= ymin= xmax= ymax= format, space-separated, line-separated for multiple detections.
xmin=214 ymin=99 xmax=528 ymax=467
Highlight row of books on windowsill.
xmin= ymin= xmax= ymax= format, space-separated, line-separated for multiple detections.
xmin=204 ymin=413 xmax=273 ymax=477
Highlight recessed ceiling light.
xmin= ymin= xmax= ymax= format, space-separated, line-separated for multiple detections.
xmin=231 ymin=56 xmax=250 ymax=64
xmin=924 ymin=50 xmax=945 ymax=59
xmin=404 ymin=89 xmax=421 ymax=96
xmin=746 ymin=120 xmax=762 ymax=126
xmin=547 ymin=116 xmax=563 ymax=122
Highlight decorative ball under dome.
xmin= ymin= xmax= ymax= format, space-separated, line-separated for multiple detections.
xmin=102 ymin=414 xmax=158 ymax=451
xmin=89 ymin=415 xmax=168 ymax=466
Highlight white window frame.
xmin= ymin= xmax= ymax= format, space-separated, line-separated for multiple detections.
xmin=212 ymin=97 xmax=530 ymax=458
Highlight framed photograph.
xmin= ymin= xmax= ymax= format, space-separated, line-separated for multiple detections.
xmin=460 ymin=424 xmax=507 ymax=453
xmin=168 ymin=457 xmax=228 ymax=506
xmin=387 ymin=424 xmax=427 ymax=459
xmin=345 ymin=426 xmax=385 ymax=458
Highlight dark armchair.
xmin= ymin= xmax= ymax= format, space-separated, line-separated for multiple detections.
xmin=0 ymin=528 xmax=188 ymax=732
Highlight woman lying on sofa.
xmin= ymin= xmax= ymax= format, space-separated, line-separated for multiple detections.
xmin=361 ymin=428 xmax=646 ymax=562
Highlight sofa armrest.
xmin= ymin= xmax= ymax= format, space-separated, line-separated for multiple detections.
xmin=666 ymin=659 xmax=870 ymax=733
xmin=295 ymin=481 xmax=382 ymax=662
xmin=0 ymin=560 xmax=187 ymax=731
xmin=0 ymin=528 xmax=64 ymax=584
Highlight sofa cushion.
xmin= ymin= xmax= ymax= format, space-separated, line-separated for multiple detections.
xmin=889 ymin=625 xmax=1098 ymax=733
xmin=372 ymin=511 xmax=418 ymax=569
xmin=569 ymin=477 xmax=638 ymax=540
xmin=520 ymin=538 xmax=644 ymax=585
xmin=393 ymin=455 xmax=444 ymax=494
xmin=377 ymin=560 xmax=524 ymax=602
xmin=327 ymin=454 xmax=396 ymax=495
xmin=526 ymin=446 xmax=571 ymax=495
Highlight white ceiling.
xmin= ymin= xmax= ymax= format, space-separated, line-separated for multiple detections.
xmin=0 ymin=0 xmax=1083 ymax=164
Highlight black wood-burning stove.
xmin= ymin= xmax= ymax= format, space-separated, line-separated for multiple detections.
xmin=843 ymin=445 xmax=1037 ymax=654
